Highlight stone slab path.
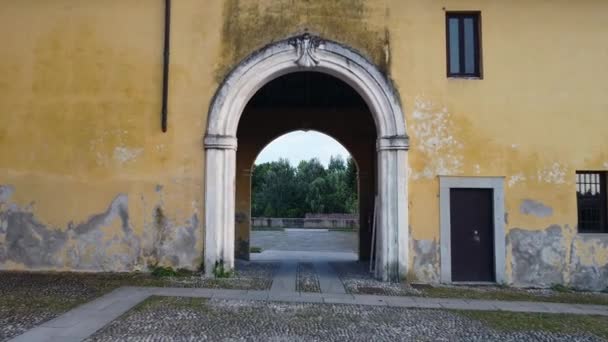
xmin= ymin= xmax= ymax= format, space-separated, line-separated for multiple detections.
xmin=9 ymin=287 xmax=150 ymax=342
xmin=270 ymin=261 xmax=297 ymax=294
xmin=10 ymin=286 xmax=608 ymax=342
xmin=9 ymin=262 xmax=608 ymax=342
xmin=314 ymin=262 xmax=347 ymax=294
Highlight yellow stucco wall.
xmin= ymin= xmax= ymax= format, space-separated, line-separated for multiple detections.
xmin=1 ymin=0 xmax=607 ymax=288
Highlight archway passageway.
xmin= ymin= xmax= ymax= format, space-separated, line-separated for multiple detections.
xmin=204 ymin=35 xmax=408 ymax=281
xmin=247 ymin=130 xmax=360 ymax=262
xmin=235 ymin=72 xmax=376 ymax=265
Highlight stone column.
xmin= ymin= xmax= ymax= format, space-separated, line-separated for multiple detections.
xmin=203 ymin=135 xmax=237 ymax=276
xmin=376 ymin=136 xmax=409 ymax=282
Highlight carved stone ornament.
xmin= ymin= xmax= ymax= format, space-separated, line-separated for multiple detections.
xmin=289 ymin=33 xmax=321 ymax=68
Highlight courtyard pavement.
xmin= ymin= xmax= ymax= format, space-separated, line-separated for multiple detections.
xmin=9 ymin=260 xmax=608 ymax=341
xmin=250 ymin=229 xmax=358 ymax=253
xmin=250 ymin=229 xmax=359 ymax=261
xmin=6 ymin=230 xmax=608 ymax=341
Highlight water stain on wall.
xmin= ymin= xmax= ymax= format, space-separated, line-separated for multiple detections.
xmin=217 ymin=0 xmax=390 ymax=81
xmin=520 ymin=199 xmax=553 ymax=218
xmin=412 ymin=239 xmax=439 ymax=283
xmin=0 ymin=185 xmax=200 ymax=272
xmin=508 ymin=225 xmax=608 ymax=291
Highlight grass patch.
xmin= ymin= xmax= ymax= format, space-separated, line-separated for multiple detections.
xmin=420 ymin=286 xmax=608 ymax=306
xmin=458 ymin=310 xmax=608 ymax=339
xmin=328 ymin=228 xmax=357 ymax=232
xmin=0 ymin=295 xmax=86 ymax=313
xmin=250 ymin=246 xmax=263 ymax=253
xmin=132 ymin=296 xmax=209 ymax=313
xmin=149 ymin=266 xmax=196 ymax=278
xmin=213 ymin=260 xmax=234 ymax=278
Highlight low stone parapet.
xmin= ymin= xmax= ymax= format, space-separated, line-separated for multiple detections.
xmin=252 ymin=217 xmax=359 ymax=230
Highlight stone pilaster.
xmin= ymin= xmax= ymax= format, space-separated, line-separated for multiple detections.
xmin=204 ymin=135 xmax=237 ymax=276
xmin=376 ymin=136 xmax=409 ymax=282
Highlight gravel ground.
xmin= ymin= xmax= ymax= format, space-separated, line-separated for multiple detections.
xmin=85 ymin=296 xmax=604 ymax=342
xmin=0 ymin=262 xmax=276 ymax=341
xmin=297 ymin=263 xmax=320 ymax=293
xmin=331 ymin=261 xmax=420 ymax=296
xmin=0 ymin=272 xmax=110 ymax=341
xmin=170 ymin=261 xmax=277 ymax=290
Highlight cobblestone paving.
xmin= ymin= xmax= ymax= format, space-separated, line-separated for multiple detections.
xmin=172 ymin=261 xmax=277 ymax=290
xmin=86 ymin=296 xmax=604 ymax=342
xmin=251 ymin=230 xmax=357 ymax=252
xmin=0 ymin=262 xmax=276 ymax=342
xmin=331 ymin=261 xmax=421 ymax=296
xmin=297 ymin=263 xmax=320 ymax=293
xmin=0 ymin=273 xmax=108 ymax=341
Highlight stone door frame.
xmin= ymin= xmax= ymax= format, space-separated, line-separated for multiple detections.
xmin=439 ymin=176 xmax=506 ymax=284
xmin=204 ymin=34 xmax=409 ymax=281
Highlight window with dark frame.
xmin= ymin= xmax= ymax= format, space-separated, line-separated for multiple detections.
xmin=446 ymin=12 xmax=482 ymax=78
xmin=576 ymin=171 xmax=608 ymax=233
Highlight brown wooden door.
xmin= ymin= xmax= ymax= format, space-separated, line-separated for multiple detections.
xmin=450 ymin=188 xmax=495 ymax=282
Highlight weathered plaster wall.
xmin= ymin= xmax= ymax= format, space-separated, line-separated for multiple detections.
xmin=0 ymin=0 xmax=223 ymax=271
xmin=1 ymin=0 xmax=608 ymax=289
xmin=391 ymin=0 xmax=608 ymax=290
xmin=217 ymin=0 xmax=390 ymax=80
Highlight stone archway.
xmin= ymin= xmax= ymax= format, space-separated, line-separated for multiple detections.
xmin=204 ymin=34 xmax=409 ymax=281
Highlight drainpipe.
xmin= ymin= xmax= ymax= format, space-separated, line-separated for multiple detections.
xmin=161 ymin=0 xmax=171 ymax=132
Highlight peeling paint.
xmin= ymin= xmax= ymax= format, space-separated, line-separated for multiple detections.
xmin=508 ymin=226 xmax=566 ymax=287
xmin=507 ymin=173 xmax=526 ymax=188
xmin=412 ymin=239 xmax=439 ymax=283
xmin=0 ymin=186 xmax=200 ymax=272
xmin=508 ymin=225 xmax=608 ymax=290
xmin=537 ymin=162 xmax=567 ymax=184
xmin=113 ymin=146 xmax=143 ymax=164
xmin=0 ymin=191 xmax=139 ymax=270
xmin=570 ymin=235 xmax=608 ymax=291
xmin=520 ymin=199 xmax=553 ymax=218
xmin=0 ymin=185 xmax=15 ymax=204
xmin=410 ymin=98 xmax=463 ymax=179
xmin=142 ymin=192 xmax=200 ymax=270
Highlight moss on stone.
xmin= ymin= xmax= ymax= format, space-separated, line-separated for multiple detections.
xmin=217 ymin=0 xmax=390 ymax=82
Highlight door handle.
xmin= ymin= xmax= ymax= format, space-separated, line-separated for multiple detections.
xmin=472 ymin=229 xmax=481 ymax=243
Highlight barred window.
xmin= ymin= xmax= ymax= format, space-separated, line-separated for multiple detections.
xmin=576 ymin=171 xmax=607 ymax=233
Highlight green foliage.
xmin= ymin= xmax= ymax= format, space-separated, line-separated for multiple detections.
xmin=551 ymin=284 xmax=572 ymax=293
xmin=458 ymin=311 xmax=608 ymax=339
xmin=149 ymin=265 xmax=195 ymax=278
xmin=252 ymin=155 xmax=358 ymax=218
xmin=250 ymin=246 xmax=263 ymax=253
xmin=213 ymin=260 xmax=234 ymax=278
xmin=150 ymin=265 xmax=177 ymax=277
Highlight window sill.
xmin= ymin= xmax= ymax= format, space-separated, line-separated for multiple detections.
xmin=447 ymin=76 xmax=483 ymax=80
xmin=577 ymin=232 xmax=608 ymax=238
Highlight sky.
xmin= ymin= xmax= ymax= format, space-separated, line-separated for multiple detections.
xmin=255 ymin=131 xmax=350 ymax=167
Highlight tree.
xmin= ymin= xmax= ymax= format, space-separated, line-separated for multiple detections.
xmin=328 ymin=155 xmax=346 ymax=173
xmin=251 ymin=159 xmax=299 ymax=217
xmin=344 ymin=157 xmax=358 ymax=213
xmin=251 ymin=155 xmax=358 ymax=218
